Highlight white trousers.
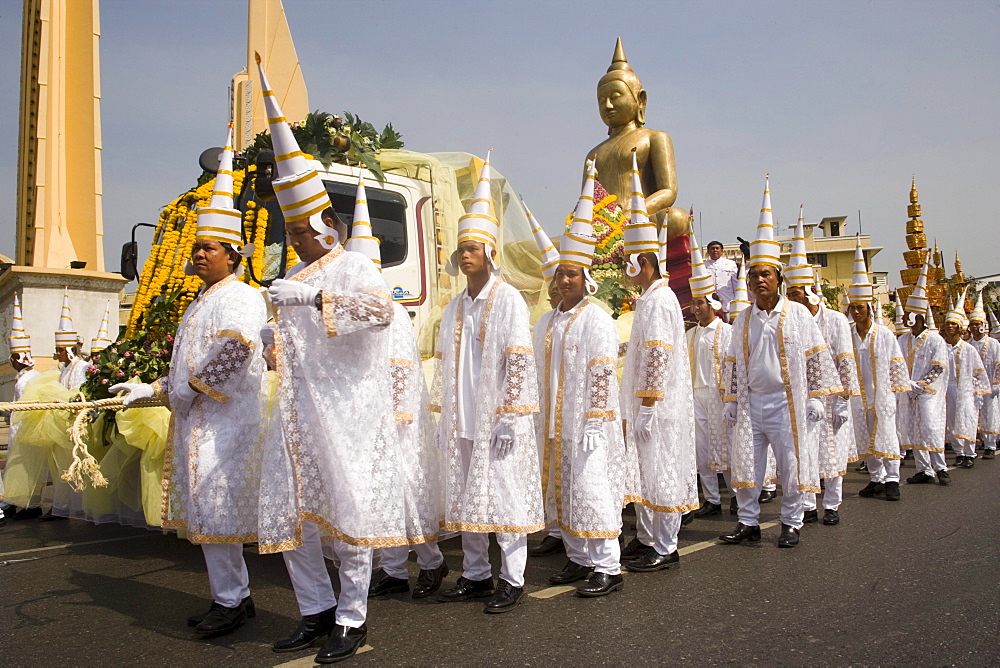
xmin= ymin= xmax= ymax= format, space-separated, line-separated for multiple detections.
xmin=635 ymin=505 xmax=682 ymax=556
xmin=946 ymin=381 xmax=976 ymax=456
xmin=378 ymin=542 xmax=445 ymax=580
xmin=548 ymin=527 xmax=563 ymax=540
xmin=735 ymin=391 xmax=805 ymax=529
xmin=865 ymin=455 xmax=900 ymax=483
xmin=461 ymin=531 xmax=527 ymax=587
xmin=563 ymin=533 xmax=621 ymax=575
xmin=201 ymin=543 xmax=250 ymax=608
xmin=699 ymin=470 xmax=733 ymax=506
xmin=913 ymin=448 xmax=948 ymax=475
xmin=283 ymin=521 xmax=372 ymax=627
xmin=803 ymin=476 xmax=843 ymax=511
xmin=694 ymin=388 xmax=729 ymax=505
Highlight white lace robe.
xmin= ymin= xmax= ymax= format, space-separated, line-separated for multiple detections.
xmin=813 ymin=307 xmax=860 ymax=478
xmin=723 ymin=299 xmax=843 ymax=493
xmin=621 ymin=279 xmax=698 ymax=513
xmin=385 ymin=301 xmax=444 ymax=542
xmin=59 ymin=357 xmax=88 ymax=390
xmin=428 ymin=279 xmax=543 ymax=534
xmin=534 ymin=300 xmax=625 ymax=538
xmin=897 ymin=330 xmax=948 ymax=451
xmin=946 ymin=339 xmax=990 ymax=442
xmin=970 ymin=336 xmax=1000 ymax=436
xmin=686 ymin=319 xmax=733 ymax=472
xmin=152 ymin=274 xmax=266 ymax=543
xmin=258 ymin=247 xmax=404 ymax=552
xmin=850 ymin=323 xmax=910 ymax=460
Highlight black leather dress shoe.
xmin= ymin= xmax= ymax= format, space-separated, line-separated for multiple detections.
xmin=954 ymin=455 xmax=966 ymax=467
xmin=412 ymin=562 xmax=448 ymax=599
xmin=906 ymin=471 xmax=935 ymax=484
xmin=960 ymin=457 xmax=975 ymax=469
xmin=194 ymin=598 xmax=253 ymax=635
xmin=437 ymin=576 xmax=494 ymax=602
xmin=884 ymin=481 xmax=900 ymax=501
xmin=625 ymin=550 xmax=678 ymax=572
xmin=621 ymin=537 xmax=652 ymax=559
xmin=368 ymin=569 xmax=409 ymax=598
xmin=315 ymin=623 xmax=366 ymax=664
xmin=983 ymin=449 xmax=996 ymax=460
xmin=549 ymin=560 xmax=593 ymax=585
xmin=858 ymin=481 xmax=885 ymax=497
xmin=758 ymin=489 xmax=776 ymax=503
xmin=188 ymin=596 xmax=255 ymax=627
xmin=729 ymin=496 xmax=738 ymax=515
xmin=777 ymin=524 xmax=800 ymax=548
xmin=719 ymin=522 xmax=761 ymax=544
xmin=936 ymin=469 xmax=951 ymax=485
xmin=272 ymin=606 xmax=337 ymax=653
xmin=483 ymin=579 xmax=523 ymax=613
xmin=822 ymin=509 xmax=840 ymax=525
xmin=803 ymin=509 xmax=819 ymax=523
xmin=13 ymin=506 xmax=43 ymax=520
xmin=577 ymin=572 xmax=624 ymax=597
xmin=855 ymin=460 xmax=869 ymax=472
xmin=680 ymin=511 xmax=695 ymax=526
xmin=528 ymin=535 xmax=565 ymax=557
xmin=694 ymin=502 xmax=722 ymax=518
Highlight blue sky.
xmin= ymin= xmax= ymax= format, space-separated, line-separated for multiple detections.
xmin=1 ymin=0 xmax=997 ymax=284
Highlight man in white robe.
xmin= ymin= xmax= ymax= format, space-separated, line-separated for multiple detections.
xmin=941 ymin=299 xmax=990 ymax=468
xmin=620 ymin=155 xmax=697 ymax=572
xmin=430 ymin=152 xmax=542 ymax=614
xmin=705 ymin=240 xmax=738 ymax=317
xmin=899 ymin=264 xmax=951 ymax=485
xmin=720 ymin=178 xmax=842 ymax=548
xmin=968 ymin=295 xmax=1000 ymax=458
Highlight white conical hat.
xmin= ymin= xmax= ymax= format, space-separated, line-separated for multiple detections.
xmin=784 ymin=205 xmax=820 ymax=304
xmin=256 ymin=53 xmax=337 ymax=247
xmin=893 ymin=296 xmax=907 ymax=335
xmin=344 ymin=173 xmax=381 ymax=268
xmin=748 ymin=175 xmax=781 ymax=269
xmin=944 ymin=287 xmax=968 ymax=326
xmin=925 ymin=303 xmax=938 ymax=331
xmin=969 ymin=291 xmax=987 ymax=324
xmin=55 ymin=287 xmax=77 ymax=348
xmin=657 ymin=221 xmax=669 ymax=277
xmin=848 ymin=234 xmax=874 ymax=304
xmin=904 ymin=258 xmax=931 ymax=314
xmin=729 ymin=262 xmax=751 ymax=322
xmin=446 ymin=150 xmax=500 ymax=276
xmin=9 ymin=294 xmax=31 ymax=357
xmin=195 ymin=126 xmax=243 ymax=247
xmin=688 ymin=234 xmax=717 ymax=303
xmin=522 ymin=197 xmax=559 ymax=284
xmin=559 ymin=159 xmax=598 ymax=269
xmin=90 ymin=301 xmax=114 ymax=355
xmin=623 ymin=150 xmax=658 ymax=276
xmin=989 ymin=308 xmax=1000 ymax=338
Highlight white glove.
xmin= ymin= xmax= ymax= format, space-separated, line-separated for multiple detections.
xmin=633 ymin=405 xmax=655 ymax=445
xmin=908 ymin=380 xmax=925 ymax=396
xmin=108 ymin=382 xmax=154 ymax=407
xmin=171 ymin=380 xmax=199 ymax=414
xmin=491 ymin=422 xmax=516 ymax=459
xmin=831 ymin=396 xmax=849 ymax=431
xmin=725 ymin=402 xmax=738 ymax=427
xmin=806 ymin=397 xmax=825 ymax=423
xmin=581 ymin=419 xmax=605 ymax=452
xmin=267 ymin=279 xmax=320 ymax=307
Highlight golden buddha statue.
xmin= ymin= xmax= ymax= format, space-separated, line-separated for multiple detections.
xmin=585 ymin=38 xmax=692 ymax=242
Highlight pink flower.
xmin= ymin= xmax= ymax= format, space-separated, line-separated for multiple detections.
xmin=100 ymin=378 xmax=108 ymax=385
xmin=166 ymin=335 xmax=175 ymax=343
xmin=88 ymin=365 xmax=99 ymax=374
xmin=115 ymin=370 xmax=124 ymax=377
xmin=123 ymin=351 xmax=133 ymax=359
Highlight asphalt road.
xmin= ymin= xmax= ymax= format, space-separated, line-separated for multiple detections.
xmin=3 ymin=455 xmax=998 ymax=666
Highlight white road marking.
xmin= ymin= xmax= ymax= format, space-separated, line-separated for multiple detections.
xmin=272 ymin=644 xmax=372 ymax=667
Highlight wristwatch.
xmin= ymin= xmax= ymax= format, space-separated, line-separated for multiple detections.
xmin=314 ymin=291 xmax=324 ymax=310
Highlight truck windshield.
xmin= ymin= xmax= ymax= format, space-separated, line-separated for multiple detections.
xmin=323 ymin=181 xmax=407 ymax=267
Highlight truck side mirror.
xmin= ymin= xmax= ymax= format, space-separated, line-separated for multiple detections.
xmin=120 ymin=241 xmax=138 ymax=281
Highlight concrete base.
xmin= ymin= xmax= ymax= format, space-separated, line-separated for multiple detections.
xmin=0 ymin=266 xmax=128 ymax=402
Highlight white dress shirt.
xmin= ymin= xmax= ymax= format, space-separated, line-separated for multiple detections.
xmin=547 ymin=298 xmax=588 ymax=439
xmin=705 ymin=256 xmax=738 ymax=307
xmin=691 ymin=317 xmax=720 ymax=390
xmin=747 ymin=296 xmax=785 ymax=394
xmin=456 ymin=275 xmax=496 ymax=440
xmin=853 ymin=326 xmax=874 ymax=409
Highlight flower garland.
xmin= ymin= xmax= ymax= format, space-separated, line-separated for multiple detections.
xmin=564 ymin=180 xmax=638 ymax=317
